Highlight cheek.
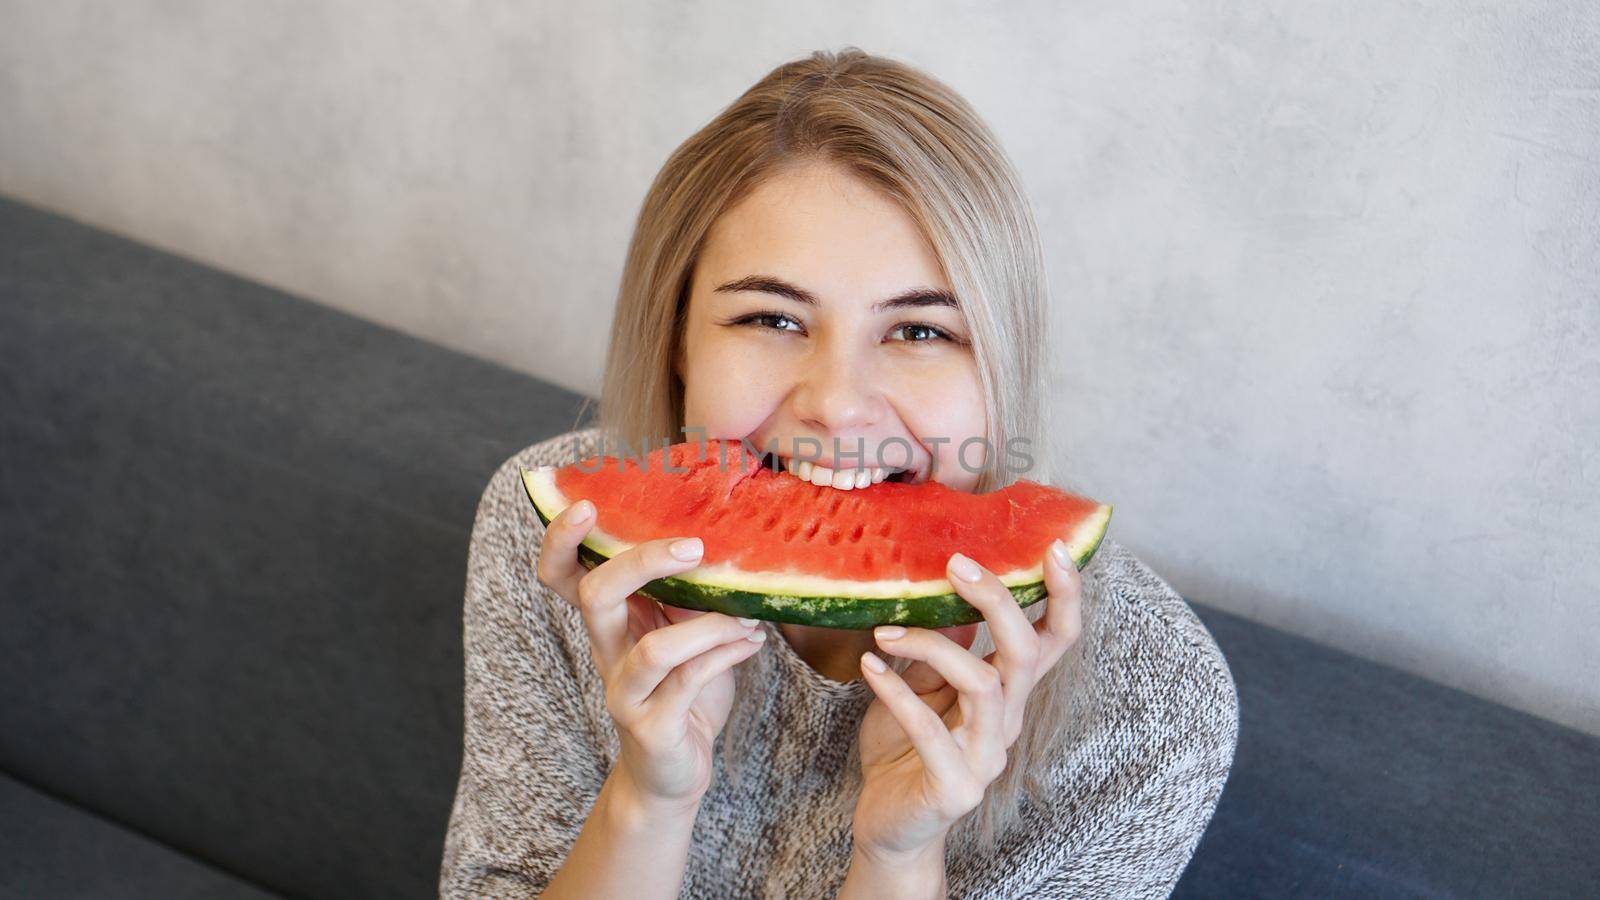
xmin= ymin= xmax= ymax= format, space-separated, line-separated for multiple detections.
xmin=890 ymin=359 xmax=987 ymax=488
xmin=680 ymin=331 xmax=787 ymax=437
xmin=897 ymin=358 xmax=987 ymax=442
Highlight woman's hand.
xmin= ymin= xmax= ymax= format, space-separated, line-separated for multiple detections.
xmin=534 ymin=498 xmax=767 ymax=813
xmin=846 ymin=539 xmax=1085 ymax=879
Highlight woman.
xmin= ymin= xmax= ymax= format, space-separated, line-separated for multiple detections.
xmin=441 ymin=47 xmax=1237 ymax=898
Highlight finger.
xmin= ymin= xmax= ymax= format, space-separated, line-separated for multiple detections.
xmin=935 ymin=623 xmax=979 ymax=650
xmin=576 ymin=536 xmax=707 ymax=672
xmin=649 ymin=627 xmax=767 ymax=720
xmin=898 ymin=622 xmax=977 ymax=694
xmin=874 ymin=626 xmax=1006 ymax=765
xmin=947 ymin=553 xmax=1042 ymax=716
xmin=534 ymin=499 xmax=597 ymax=602
xmin=859 ymin=652 xmax=972 ymax=786
xmin=612 ymin=611 xmax=759 ymax=709
xmin=1036 ymin=539 xmax=1085 ymax=671
xmin=898 ymin=654 xmax=952 ymax=695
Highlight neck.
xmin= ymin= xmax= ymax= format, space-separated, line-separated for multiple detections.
xmin=778 ymin=622 xmax=877 ymax=684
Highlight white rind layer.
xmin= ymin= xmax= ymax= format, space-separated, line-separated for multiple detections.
xmin=520 ymin=466 xmax=1112 ymax=600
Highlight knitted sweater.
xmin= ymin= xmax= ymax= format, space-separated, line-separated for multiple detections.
xmin=440 ymin=426 xmax=1238 ymax=898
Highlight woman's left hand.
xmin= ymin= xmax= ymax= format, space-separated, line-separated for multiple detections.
xmin=846 ymin=538 xmax=1085 ymax=879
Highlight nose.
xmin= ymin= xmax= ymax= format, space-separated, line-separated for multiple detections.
xmin=790 ymin=343 xmax=886 ymax=434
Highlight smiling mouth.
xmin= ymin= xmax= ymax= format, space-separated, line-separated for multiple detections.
xmin=757 ymin=451 xmax=919 ymax=491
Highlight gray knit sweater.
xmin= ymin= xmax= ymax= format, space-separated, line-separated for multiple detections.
xmin=440 ymin=427 xmax=1238 ymax=898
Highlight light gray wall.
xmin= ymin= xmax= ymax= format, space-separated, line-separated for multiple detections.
xmin=3 ymin=2 xmax=1596 ymax=734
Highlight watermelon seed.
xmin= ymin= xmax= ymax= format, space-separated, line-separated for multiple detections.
xmin=877 ymin=521 xmax=893 ymax=538
xmin=827 ymin=527 xmax=843 ymax=546
xmin=849 ymin=523 xmax=865 ymax=543
xmin=762 ymin=512 xmax=780 ymax=530
xmin=782 ymin=522 xmax=801 ymax=542
xmin=803 ymin=520 xmax=823 ymax=541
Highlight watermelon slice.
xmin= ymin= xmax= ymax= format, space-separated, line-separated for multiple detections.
xmin=519 ymin=439 xmax=1112 ymax=629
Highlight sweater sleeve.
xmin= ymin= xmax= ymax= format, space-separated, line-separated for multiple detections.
xmin=1033 ymin=686 xmax=1238 ymax=898
xmin=1028 ymin=564 xmax=1240 ymax=900
xmin=439 ymin=430 xmax=613 ymax=898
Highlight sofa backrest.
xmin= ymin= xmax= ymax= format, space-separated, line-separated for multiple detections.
xmin=0 ymin=196 xmax=594 ymax=900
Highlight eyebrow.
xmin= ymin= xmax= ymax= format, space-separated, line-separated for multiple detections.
xmin=712 ymin=274 xmax=959 ymax=313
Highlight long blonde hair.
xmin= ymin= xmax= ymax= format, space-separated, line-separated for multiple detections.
xmin=586 ymin=46 xmax=1099 ymax=855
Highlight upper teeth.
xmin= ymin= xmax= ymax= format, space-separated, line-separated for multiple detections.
xmin=781 ymin=456 xmax=902 ymax=490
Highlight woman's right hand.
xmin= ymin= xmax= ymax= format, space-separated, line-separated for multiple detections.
xmin=534 ymin=498 xmax=767 ymax=812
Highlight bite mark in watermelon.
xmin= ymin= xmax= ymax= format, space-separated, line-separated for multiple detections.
xmin=520 ymin=439 xmax=1112 ymax=629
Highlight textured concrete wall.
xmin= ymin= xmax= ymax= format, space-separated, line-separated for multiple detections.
xmin=2 ymin=2 xmax=1596 ymax=734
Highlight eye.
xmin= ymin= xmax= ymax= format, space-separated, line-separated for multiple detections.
xmin=726 ymin=310 xmax=805 ymax=334
xmin=888 ymin=322 xmax=960 ymax=344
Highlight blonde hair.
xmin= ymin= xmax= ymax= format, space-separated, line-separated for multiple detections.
xmin=585 ymin=46 xmax=1100 ymax=855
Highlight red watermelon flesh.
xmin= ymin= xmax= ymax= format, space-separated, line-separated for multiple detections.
xmin=520 ymin=438 xmax=1112 ymax=628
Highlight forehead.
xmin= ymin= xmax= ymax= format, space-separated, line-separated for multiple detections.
xmin=696 ymin=162 xmax=949 ymax=296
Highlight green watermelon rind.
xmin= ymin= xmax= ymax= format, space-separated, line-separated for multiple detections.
xmin=519 ymin=465 xmax=1112 ymax=630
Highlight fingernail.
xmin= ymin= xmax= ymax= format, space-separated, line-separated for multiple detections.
xmin=738 ymin=617 xmax=759 ymax=627
xmin=669 ymin=538 xmax=703 ymax=561
xmin=861 ymin=651 xmax=887 ymax=673
xmin=568 ymin=500 xmax=593 ymax=522
xmin=948 ymin=552 xmax=982 ymax=583
xmin=1050 ymin=539 xmax=1071 ymax=570
xmin=746 ymin=629 xmax=767 ymax=643
xmin=875 ymin=625 xmax=907 ymax=642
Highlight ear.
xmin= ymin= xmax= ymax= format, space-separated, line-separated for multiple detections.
xmin=672 ymin=281 xmax=692 ymax=382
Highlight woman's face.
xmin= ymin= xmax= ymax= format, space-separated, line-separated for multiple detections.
xmin=677 ymin=160 xmax=988 ymax=494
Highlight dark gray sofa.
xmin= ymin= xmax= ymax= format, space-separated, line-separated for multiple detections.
xmin=2 ymin=195 xmax=1596 ymax=899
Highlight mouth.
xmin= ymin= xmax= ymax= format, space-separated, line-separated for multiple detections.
xmin=757 ymin=451 xmax=920 ymax=491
